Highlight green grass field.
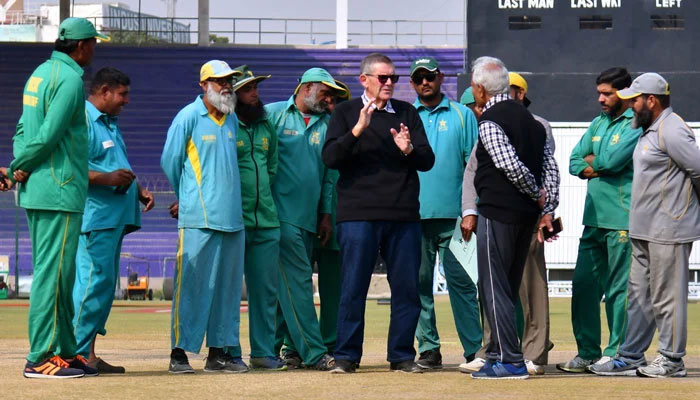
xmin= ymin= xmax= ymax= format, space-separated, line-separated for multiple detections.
xmin=1 ymin=297 xmax=699 ymax=399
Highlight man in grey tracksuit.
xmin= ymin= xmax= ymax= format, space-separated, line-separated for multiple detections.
xmin=591 ymin=73 xmax=700 ymax=378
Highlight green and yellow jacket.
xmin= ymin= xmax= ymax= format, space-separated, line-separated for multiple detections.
xmin=236 ymin=116 xmax=280 ymax=230
xmin=569 ymin=108 xmax=642 ymax=230
xmin=9 ymin=51 xmax=88 ymax=213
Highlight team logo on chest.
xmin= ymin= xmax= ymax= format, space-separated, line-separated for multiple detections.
xmin=262 ymin=137 xmax=269 ymax=151
xmin=438 ymin=119 xmax=448 ymax=131
xmin=310 ymin=131 xmax=321 ymax=145
xmin=610 ymin=134 xmax=620 ymax=145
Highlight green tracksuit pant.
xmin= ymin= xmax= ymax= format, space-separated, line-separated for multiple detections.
xmin=415 ymin=219 xmax=481 ymax=358
xmin=280 ymin=245 xmax=341 ymax=356
xmin=572 ymin=226 xmax=631 ymax=359
xmin=72 ymin=227 xmax=125 ymax=358
xmin=26 ymin=210 xmax=82 ymax=363
xmin=274 ymin=222 xmax=327 ymax=365
xmin=228 ymin=227 xmax=281 ymax=358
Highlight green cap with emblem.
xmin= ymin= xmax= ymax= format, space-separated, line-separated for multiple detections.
xmin=410 ymin=57 xmax=439 ymax=76
xmin=58 ymin=17 xmax=110 ymax=41
xmin=232 ymin=65 xmax=271 ymax=92
xmin=293 ymin=68 xmax=347 ymax=95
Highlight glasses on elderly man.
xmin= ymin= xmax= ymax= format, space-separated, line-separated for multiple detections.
xmin=411 ymin=72 xmax=438 ymax=85
xmin=207 ymin=76 xmax=234 ymax=86
xmin=366 ymin=74 xmax=400 ymax=84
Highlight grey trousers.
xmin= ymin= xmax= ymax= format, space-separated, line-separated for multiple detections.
xmin=477 ymin=216 xmax=534 ymax=364
xmin=618 ymin=238 xmax=691 ymax=362
xmin=477 ymin=231 xmax=553 ymax=364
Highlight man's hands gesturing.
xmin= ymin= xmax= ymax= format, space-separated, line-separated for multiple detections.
xmin=352 ymin=97 xmax=376 ymax=138
xmin=390 ymin=123 xmax=413 ymax=155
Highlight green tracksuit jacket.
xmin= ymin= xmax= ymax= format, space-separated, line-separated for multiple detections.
xmin=236 ymin=116 xmax=280 ymax=230
xmin=10 ymin=51 xmax=88 ymax=212
xmin=569 ymin=108 xmax=642 ymax=230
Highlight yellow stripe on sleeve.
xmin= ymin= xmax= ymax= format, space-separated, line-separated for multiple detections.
xmin=186 ymin=138 xmax=203 ymax=186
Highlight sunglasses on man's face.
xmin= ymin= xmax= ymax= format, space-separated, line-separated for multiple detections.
xmin=208 ymin=77 xmax=234 ymax=86
xmin=411 ymin=72 xmax=438 ymax=85
xmin=366 ymin=74 xmax=400 ymax=84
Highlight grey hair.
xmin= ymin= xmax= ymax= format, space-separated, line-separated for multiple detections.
xmin=471 ymin=56 xmax=509 ymax=96
xmin=360 ymin=53 xmax=394 ymax=74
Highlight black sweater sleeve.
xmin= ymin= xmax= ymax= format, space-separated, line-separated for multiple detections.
xmin=404 ymin=105 xmax=435 ymax=172
xmin=322 ymin=100 xmax=359 ymax=169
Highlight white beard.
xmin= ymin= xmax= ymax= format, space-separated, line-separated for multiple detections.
xmin=206 ymin=85 xmax=237 ymax=115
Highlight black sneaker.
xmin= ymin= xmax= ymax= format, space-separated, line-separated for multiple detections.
xmin=67 ymin=355 xmax=99 ymax=377
xmin=204 ymin=351 xmax=249 ymax=373
xmin=390 ymin=360 xmax=424 ymax=373
xmin=329 ymin=359 xmax=356 ymax=374
xmin=23 ymin=356 xmax=85 ymax=379
xmin=416 ymin=349 xmax=442 ymax=370
xmin=250 ymin=356 xmax=288 ymax=371
xmin=169 ymin=348 xmax=194 ymax=374
xmin=282 ymin=350 xmax=304 ymax=369
xmin=310 ymin=354 xmax=335 ymax=371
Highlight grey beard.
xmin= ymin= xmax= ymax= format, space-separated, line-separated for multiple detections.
xmin=206 ymin=85 xmax=237 ymax=115
xmin=303 ymin=83 xmax=329 ymax=114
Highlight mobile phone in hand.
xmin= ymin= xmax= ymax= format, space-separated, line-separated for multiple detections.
xmin=540 ymin=217 xmax=563 ymax=241
xmin=114 ymin=183 xmax=130 ymax=194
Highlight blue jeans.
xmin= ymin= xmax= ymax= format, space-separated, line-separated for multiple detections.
xmin=334 ymin=220 xmax=422 ymax=363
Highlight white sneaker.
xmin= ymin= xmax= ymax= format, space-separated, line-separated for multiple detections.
xmin=585 ymin=356 xmax=612 ymax=372
xmin=636 ymin=355 xmax=686 ymax=378
xmin=459 ymin=357 xmax=485 ymax=373
xmin=525 ymin=359 xmax=544 ymax=375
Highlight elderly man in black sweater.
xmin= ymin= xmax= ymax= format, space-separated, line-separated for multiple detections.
xmin=322 ymin=53 xmax=435 ymax=374
xmin=467 ymin=56 xmax=560 ymax=380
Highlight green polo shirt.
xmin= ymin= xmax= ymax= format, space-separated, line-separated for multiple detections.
xmin=414 ymin=95 xmax=478 ymax=219
xmin=265 ymin=96 xmax=333 ymax=234
xmin=569 ymin=108 xmax=642 ymax=230
xmin=10 ymin=51 xmax=88 ymax=213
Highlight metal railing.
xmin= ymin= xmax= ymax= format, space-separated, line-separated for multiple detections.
xmin=81 ymin=16 xmax=464 ymax=46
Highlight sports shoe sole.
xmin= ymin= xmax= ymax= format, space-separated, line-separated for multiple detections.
xmin=168 ymin=367 xmax=195 ymax=374
xmin=592 ymin=369 xmax=638 ymax=376
xmin=416 ymin=363 xmax=443 ymax=370
xmin=470 ymin=374 xmax=529 ymax=380
xmin=636 ymin=368 xmax=687 ymax=378
xmin=459 ymin=364 xmax=484 ymax=373
xmin=250 ymin=365 xmax=288 ymax=371
xmin=203 ymin=367 xmax=248 ymax=373
xmin=556 ymin=364 xmax=588 ymax=373
xmin=23 ymin=372 xmax=84 ymax=379
xmin=329 ymin=367 xmax=355 ymax=374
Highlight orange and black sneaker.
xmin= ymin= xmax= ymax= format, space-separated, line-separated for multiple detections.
xmin=67 ymin=355 xmax=99 ymax=377
xmin=23 ymin=356 xmax=85 ymax=379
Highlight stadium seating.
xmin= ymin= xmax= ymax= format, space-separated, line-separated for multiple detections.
xmin=0 ymin=43 xmax=464 ymax=279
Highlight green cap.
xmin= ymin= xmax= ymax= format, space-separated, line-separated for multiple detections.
xmin=460 ymin=87 xmax=475 ymax=106
xmin=410 ymin=57 xmax=439 ymax=76
xmin=334 ymin=79 xmax=351 ymax=100
xmin=293 ymin=68 xmax=347 ymax=95
xmin=58 ymin=17 xmax=110 ymax=41
xmin=232 ymin=65 xmax=271 ymax=92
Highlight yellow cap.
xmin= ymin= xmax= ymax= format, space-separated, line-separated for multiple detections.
xmin=200 ymin=60 xmax=242 ymax=82
xmin=509 ymin=72 xmax=528 ymax=93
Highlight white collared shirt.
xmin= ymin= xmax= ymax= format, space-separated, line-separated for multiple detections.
xmin=361 ymin=91 xmax=395 ymax=114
